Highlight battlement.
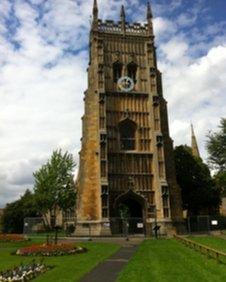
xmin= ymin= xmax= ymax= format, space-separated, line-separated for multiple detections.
xmin=98 ymin=19 xmax=149 ymax=36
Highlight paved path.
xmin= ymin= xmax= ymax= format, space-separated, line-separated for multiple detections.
xmin=80 ymin=243 xmax=140 ymax=282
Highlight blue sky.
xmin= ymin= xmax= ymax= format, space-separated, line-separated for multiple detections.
xmin=0 ymin=0 xmax=226 ymax=207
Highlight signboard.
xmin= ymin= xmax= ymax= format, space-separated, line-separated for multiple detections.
xmin=137 ymin=223 xmax=143 ymax=228
xmin=211 ymin=220 xmax=218 ymax=226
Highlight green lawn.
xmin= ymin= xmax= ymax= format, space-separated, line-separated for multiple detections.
xmin=0 ymin=239 xmax=120 ymax=282
xmin=117 ymin=239 xmax=226 ymax=282
xmin=189 ymin=235 xmax=226 ymax=253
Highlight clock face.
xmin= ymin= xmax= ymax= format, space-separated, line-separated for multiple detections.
xmin=117 ymin=76 xmax=134 ymax=92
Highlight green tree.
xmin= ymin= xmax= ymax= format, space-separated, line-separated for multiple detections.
xmin=214 ymin=171 xmax=226 ymax=196
xmin=2 ymin=190 xmax=39 ymax=233
xmin=174 ymin=145 xmax=221 ymax=215
xmin=119 ymin=204 xmax=130 ymax=219
xmin=33 ymin=149 xmax=76 ymax=228
xmin=206 ymin=118 xmax=226 ymax=196
xmin=206 ymin=118 xmax=226 ymax=171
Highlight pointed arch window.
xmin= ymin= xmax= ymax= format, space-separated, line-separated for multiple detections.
xmin=127 ymin=62 xmax=137 ymax=83
xmin=113 ymin=61 xmax=123 ymax=83
xmin=119 ymin=118 xmax=136 ymax=150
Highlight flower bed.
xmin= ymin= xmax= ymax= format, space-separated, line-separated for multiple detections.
xmin=16 ymin=243 xmax=87 ymax=256
xmin=0 ymin=234 xmax=27 ymax=242
xmin=0 ymin=261 xmax=51 ymax=282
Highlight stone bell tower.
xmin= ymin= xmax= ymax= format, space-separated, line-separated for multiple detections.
xmin=75 ymin=0 xmax=184 ymax=236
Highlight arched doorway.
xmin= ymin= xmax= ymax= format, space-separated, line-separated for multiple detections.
xmin=116 ymin=195 xmax=143 ymax=218
xmin=113 ymin=190 xmax=146 ymax=235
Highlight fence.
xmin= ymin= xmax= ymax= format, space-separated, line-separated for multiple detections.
xmin=23 ymin=217 xmax=152 ymax=237
xmin=187 ymin=215 xmax=226 ymax=234
xmin=24 ymin=215 xmax=226 ymax=237
xmin=110 ymin=217 xmax=145 ymax=236
xmin=23 ymin=217 xmax=76 ymax=237
xmin=174 ymin=235 xmax=226 ymax=263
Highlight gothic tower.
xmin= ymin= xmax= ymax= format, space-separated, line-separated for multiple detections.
xmin=75 ymin=1 xmax=183 ymax=236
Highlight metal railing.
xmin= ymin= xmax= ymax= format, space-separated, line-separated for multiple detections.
xmin=187 ymin=215 xmax=226 ymax=234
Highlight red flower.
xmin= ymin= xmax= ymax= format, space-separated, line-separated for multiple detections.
xmin=0 ymin=234 xmax=26 ymax=242
xmin=16 ymin=243 xmax=83 ymax=256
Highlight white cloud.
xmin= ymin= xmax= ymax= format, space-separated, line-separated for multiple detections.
xmin=160 ymin=37 xmax=189 ymax=62
xmin=177 ymin=13 xmax=197 ymax=27
xmin=153 ymin=17 xmax=177 ymax=39
xmin=0 ymin=0 xmax=11 ymax=18
xmin=161 ymin=43 xmax=226 ymax=159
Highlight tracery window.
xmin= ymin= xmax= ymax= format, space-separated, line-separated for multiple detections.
xmin=127 ymin=62 xmax=137 ymax=83
xmin=113 ymin=61 xmax=123 ymax=83
xmin=119 ymin=118 xmax=136 ymax=150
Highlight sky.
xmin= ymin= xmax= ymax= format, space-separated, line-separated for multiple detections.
xmin=0 ymin=0 xmax=226 ymax=208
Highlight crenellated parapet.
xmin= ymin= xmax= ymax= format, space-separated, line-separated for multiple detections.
xmin=91 ymin=1 xmax=154 ymax=36
xmin=97 ymin=20 xmax=149 ymax=36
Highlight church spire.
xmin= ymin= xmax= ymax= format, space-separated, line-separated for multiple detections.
xmin=120 ymin=5 xmax=126 ymax=34
xmin=147 ymin=1 xmax=153 ymax=19
xmin=147 ymin=1 xmax=153 ymax=35
xmin=121 ymin=4 xmax=126 ymax=20
xmin=93 ymin=0 xmax=98 ymax=18
xmin=191 ymin=124 xmax=200 ymax=158
xmin=92 ymin=0 xmax=98 ymax=30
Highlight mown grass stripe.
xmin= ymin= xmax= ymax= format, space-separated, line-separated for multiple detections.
xmin=117 ymin=239 xmax=226 ymax=282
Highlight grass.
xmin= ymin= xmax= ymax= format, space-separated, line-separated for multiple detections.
xmin=3 ymin=236 xmax=226 ymax=282
xmin=189 ymin=235 xmax=226 ymax=253
xmin=27 ymin=231 xmax=66 ymax=238
xmin=0 ymin=239 xmax=120 ymax=282
xmin=117 ymin=239 xmax=226 ymax=282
